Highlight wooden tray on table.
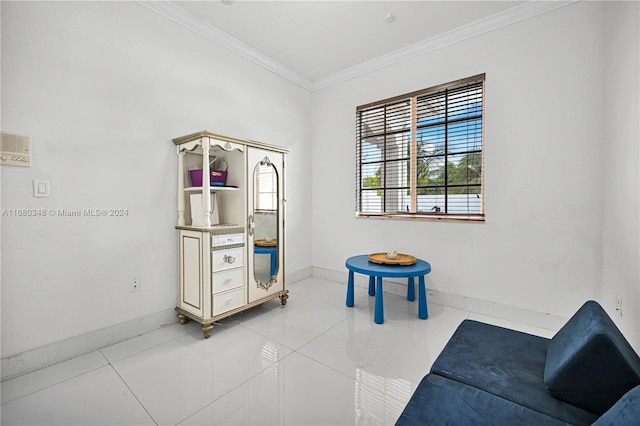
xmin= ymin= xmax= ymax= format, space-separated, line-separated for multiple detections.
xmin=255 ymin=239 xmax=277 ymax=247
xmin=368 ymin=253 xmax=417 ymax=265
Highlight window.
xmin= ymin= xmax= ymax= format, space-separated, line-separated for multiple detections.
xmin=356 ymin=74 xmax=485 ymax=221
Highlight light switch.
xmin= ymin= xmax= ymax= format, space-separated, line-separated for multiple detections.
xmin=33 ymin=179 xmax=50 ymax=198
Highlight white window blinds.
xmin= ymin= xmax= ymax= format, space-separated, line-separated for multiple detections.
xmin=356 ymin=74 xmax=485 ymax=220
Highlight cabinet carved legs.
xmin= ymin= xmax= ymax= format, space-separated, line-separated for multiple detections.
xmin=201 ymin=323 xmax=213 ymax=338
xmin=279 ymin=292 xmax=289 ymax=306
xmin=177 ymin=313 xmax=213 ymax=338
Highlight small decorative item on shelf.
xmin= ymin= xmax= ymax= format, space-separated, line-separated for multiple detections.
xmin=189 ymin=159 xmax=229 ymax=187
xmin=368 ymin=252 xmax=417 ymax=265
xmin=209 ymin=170 xmax=227 ymax=186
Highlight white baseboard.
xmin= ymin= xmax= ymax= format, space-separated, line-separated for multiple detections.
xmin=1 ymin=309 xmax=178 ymax=381
xmin=1 ymin=267 xmax=315 ymax=381
xmin=311 ymin=265 xmax=568 ymax=332
xmin=311 ymin=266 xmax=346 ymax=283
xmin=287 ymin=266 xmax=313 ymax=284
xmin=2 ymin=266 xmax=566 ymax=381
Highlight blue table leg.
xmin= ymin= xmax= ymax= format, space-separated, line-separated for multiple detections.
xmin=407 ymin=276 xmax=415 ymax=301
xmin=418 ymin=275 xmax=428 ymax=319
xmin=270 ymin=251 xmax=277 ymax=277
xmin=255 ymin=246 xmax=277 ymax=277
xmin=346 ymin=271 xmax=355 ymax=307
xmin=375 ymin=276 xmax=384 ymax=324
xmin=368 ymin=276 xmax=375 ymax=296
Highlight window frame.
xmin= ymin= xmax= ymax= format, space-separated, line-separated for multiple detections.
xmin=356 ymin=74 xmax=486 ymax=222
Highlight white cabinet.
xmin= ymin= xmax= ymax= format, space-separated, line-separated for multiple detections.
xmin=173 ymin=131 xmax=288 ymax=338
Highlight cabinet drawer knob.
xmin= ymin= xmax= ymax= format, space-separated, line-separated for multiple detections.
xmin=223 ymin=255 xmax=236 ymax=264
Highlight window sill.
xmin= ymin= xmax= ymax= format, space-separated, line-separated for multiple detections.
xmin=356 ymin=212 xmax=485 ymax=222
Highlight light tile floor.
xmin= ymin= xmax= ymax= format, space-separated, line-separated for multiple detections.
xmin=1 ymin=277 xmax=561 ymax=425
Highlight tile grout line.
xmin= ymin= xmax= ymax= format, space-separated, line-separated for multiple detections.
xmin=1 ymin=360 xmax=109 ymax=406
xmin=108 ymin=362 xmax=159 ymax=426
xmin=174 ymin=345 xmax=299 ymax=426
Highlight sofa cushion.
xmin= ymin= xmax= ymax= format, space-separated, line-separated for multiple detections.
xmin=431 ymin=320 xmax=598 ymax=425
xmin=544 ymin=300 xmax=640 ymax=414
xmin=592 ymin=385 xmax=640 ymax=426
xmin=396 ymin=374 xmax=570 ymax=426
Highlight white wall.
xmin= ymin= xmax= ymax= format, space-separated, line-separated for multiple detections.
xmin=601 ymin=2 xmax=640 ymax=349
xmin=311 ymin=2 xmax=611 ymax=320
xmin=1 ymin=1 xmax=312 ymax=359
xmin=2 ymin=0 xmax=638 ymax=369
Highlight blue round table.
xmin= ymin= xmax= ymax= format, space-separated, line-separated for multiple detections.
xmin=345 ymin=255 xmax=431 ymax=324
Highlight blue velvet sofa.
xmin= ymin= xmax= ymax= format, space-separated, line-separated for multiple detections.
xmin=397 ymin=301 xmax=640 ymax=425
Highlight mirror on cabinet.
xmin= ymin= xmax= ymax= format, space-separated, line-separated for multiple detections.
xmin=252 ymin=157 xmax=279 ymax=288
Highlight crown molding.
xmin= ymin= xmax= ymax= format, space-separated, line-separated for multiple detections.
xmin=137 ymin=0 xmax=314 ymax=91
xmin=139 ymin=0 xmax=577 ymax=93
xmin=312 ymin=0 xmax=578 ymax=91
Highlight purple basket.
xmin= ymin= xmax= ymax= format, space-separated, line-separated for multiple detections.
xmin=189 ymin=169 xmax=228 ymax=187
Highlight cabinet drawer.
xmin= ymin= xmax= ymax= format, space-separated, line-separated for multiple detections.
xmin=212 ymin=247 xmax=244 ymax=272
xmin=212 ymin=287 xmax=246 ymax=316
xmin=212 ymin=267 xmax=245 ymax=294
xmin=212 ymin=233 xmax=244 ymax=247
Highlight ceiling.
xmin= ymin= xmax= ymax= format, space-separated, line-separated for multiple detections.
xmin=141 ymin=1 xmax=574 ymax=91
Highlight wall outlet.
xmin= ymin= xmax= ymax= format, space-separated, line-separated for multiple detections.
xmin=615 ymin=294 xmax=622 ymax=316
xmin=131 ymin=277 xmax=141 ymax=292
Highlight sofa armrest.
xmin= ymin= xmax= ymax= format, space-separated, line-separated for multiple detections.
xmin=544 ymin=301 xmax=640 ymax=414
xmin=591 ymin=385 xmax=640 ymax=426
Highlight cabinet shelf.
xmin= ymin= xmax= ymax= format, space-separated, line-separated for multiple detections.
xmin=184 ymin=185 xmax=239 ymax=192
